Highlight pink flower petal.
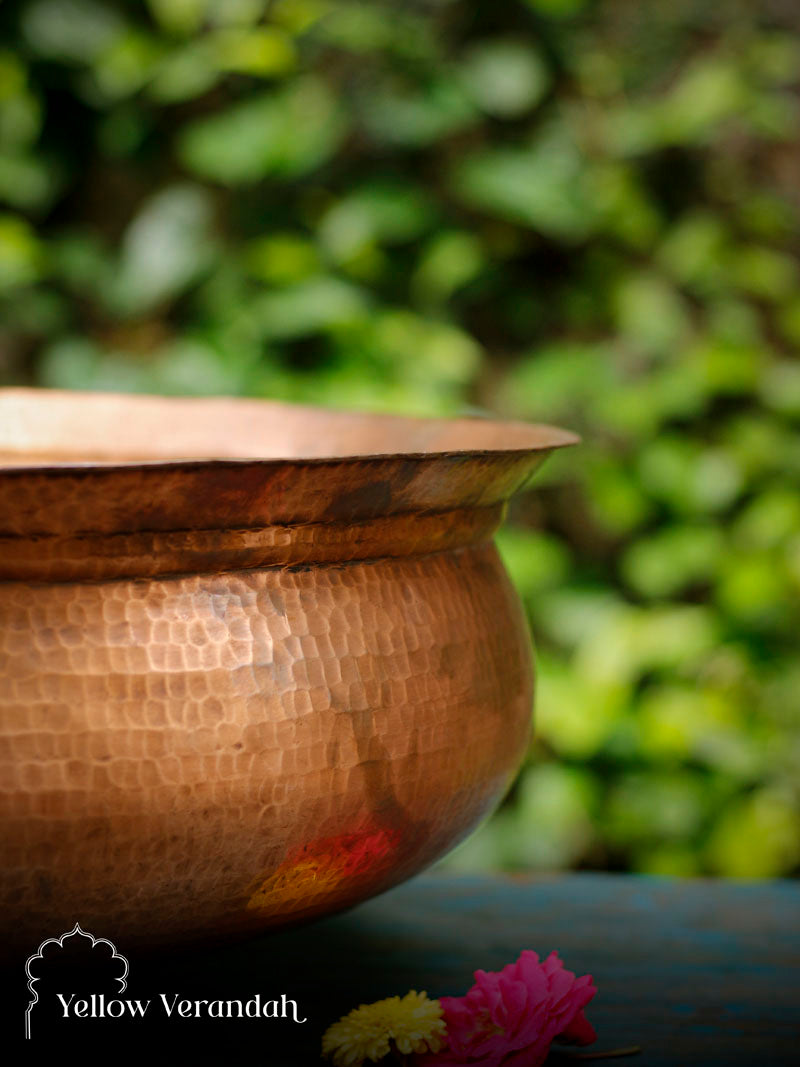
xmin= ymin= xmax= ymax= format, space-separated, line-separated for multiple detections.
xmin=418 ymin=950 xmax=598 ymax=1067
xmin=557 ymin=1009 xmax=598 ymax=1047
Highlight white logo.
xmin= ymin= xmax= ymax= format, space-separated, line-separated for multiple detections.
xmin=25 ymin=923 xmax=129 ymax=1040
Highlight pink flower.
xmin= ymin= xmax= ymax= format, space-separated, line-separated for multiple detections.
xmin=416 ymin=950 xmax=597 ymax=1067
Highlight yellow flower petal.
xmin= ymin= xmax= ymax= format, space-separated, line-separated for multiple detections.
xmin=322 ymin=990 xmax=447 ymax=1066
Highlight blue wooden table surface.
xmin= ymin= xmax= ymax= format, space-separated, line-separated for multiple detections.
xmin=16 ymin=873 xmax=800 ymax=1064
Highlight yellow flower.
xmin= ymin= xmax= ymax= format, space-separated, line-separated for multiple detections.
xmin=322 ymin=990 xmax=447 ymax=1066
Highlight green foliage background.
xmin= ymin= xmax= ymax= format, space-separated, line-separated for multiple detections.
xmin=2 ymin=0 xmax=799 ymax=877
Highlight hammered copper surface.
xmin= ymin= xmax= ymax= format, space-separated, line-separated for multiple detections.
xmin=0 ymin=389 xmax=577 ymax=951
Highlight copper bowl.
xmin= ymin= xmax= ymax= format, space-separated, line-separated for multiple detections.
xmin=0 ymin=388 xmax=577 ymax=952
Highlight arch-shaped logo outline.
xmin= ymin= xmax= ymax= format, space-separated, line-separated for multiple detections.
xmin=24 ymin=923 xmax=129 ymax=1040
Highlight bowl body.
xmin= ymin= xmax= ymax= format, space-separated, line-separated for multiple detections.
xmin=0 ymin=390 xmax=577 ymax=951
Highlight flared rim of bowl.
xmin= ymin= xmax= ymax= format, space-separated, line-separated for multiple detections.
xmin=0 ymin=390 xmax=579 ymax=579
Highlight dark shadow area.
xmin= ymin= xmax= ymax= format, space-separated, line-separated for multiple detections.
xmin=5 ymin=874 xmax=800 ymax=1066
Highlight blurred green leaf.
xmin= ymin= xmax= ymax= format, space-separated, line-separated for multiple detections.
xmin=22 ymin=0 xmax=125 ymax=62
xmin=0 ymin=213 xmax=44 ymax=290
xmin=495 ymin=342 xmax=617 ymax=422
xmin=459 ymin=39 xmax=549 ymax=119
xmin=212 ymin=27 xmax=296 ymax=77
xmin=506 ymin=763 xmax=599 ymax=869
xmin=496 ymin=526 xmax=572 ymax=598
xmin=535 ymin=655 xmax=629 ymax=759
xmin=706 ymin=299 xmax=764 ymax=346
xmin=0 ymin=153 xmax=60 ymax=211
xmin=730 ymin=245 xmax=798 ymax=301
xmin=178 ymin=77 xmax=346 ymax=182
xmin=361 ymin=77 xmax=476 ymax=147
xmin=0 ymin=53 xmax=42 ymax=149
xmin=105 ymin=184 xmax=216 ymax=314
xmin=746 ymin=32 xmax=800 ymax=86
xmin=638 ymin=683 xmax=765 ymax=777
xmin=622 ymin=524 xmax=724 ymax=599
xmin=39 ymin=337 xmax=147 ymax=392
xmin=584 ymin=455 xmax=654 ymax=535
xmin=452 ymin=124 xmax=596 ymax=239
xmin=579 ymin=604 xmax=721 ymax=685
xmin=656 ymin=54 xmax=747 ymax=143
xmin=723 ymin=415 xmax=799 ymax=482
xmin=605 ymin=771 xmax=709 ymax=846
xmin=777 ymin=298 xmax=800 ymax=346
xmin=312 ymin=2 xmax=432 ymax=59
xmin=147 ymin=40 xmax=221 ymax=103
xmin=692 ymin=337 xmax=766 ymax=395
xmin=205 ymin=0 xmax=270 ymax=27
xmin=50 ymin=231 xmax=114 ymax=295
xmin=146 ymin=0 xmax=209 ymax=36
xmin=636 ymin=436 xmax=743 ymax=515
xmin=614 ymin=273 xmax=691 ymax=353
xmin=411 ymin=231 xmax=485 ymax=305
xmin=244 ymin=232 xmax=320 ymax=285
xmin=658 ymin=212 xmax=729 ymax=292
xmin=318 ymin=183 xmax=436 ymax=264
xmin=760 ymin=360 xmax=800 ymax=417
xmin=92 ymin=31 xmax=166 ymax=100
xmin=362 ymin=310 xmax=481 ymax=393
xmin=246 ymin=276 xmax=369 ymax=339
xmin=589 ymin=162 xmax=662 ymax=249
xmin=716 ymin=550 xmax=793 ymax=627
xmin=149 ymin=338 xmax=250 ymax=395
xmin=734 ymin=489 xmax=800 ymax=550
xmin=706 ymin=789 xmax=800 ymax=877
xmin=736 ymin=192 xmax=797 ymax=240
